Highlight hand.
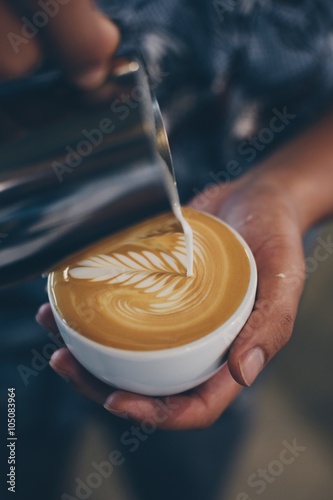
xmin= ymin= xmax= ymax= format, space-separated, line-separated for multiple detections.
xmin=36 ymin=167 xmax=306 ymax=430
xmin=0 ymin=0 xmax=119 ymax=87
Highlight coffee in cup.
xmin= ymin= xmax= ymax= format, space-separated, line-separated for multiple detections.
xmin=49 ymin=208 xmax=251 ymax=351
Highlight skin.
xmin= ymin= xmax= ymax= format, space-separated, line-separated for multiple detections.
xmin=2 ymin=2 xmax=333 ymax=429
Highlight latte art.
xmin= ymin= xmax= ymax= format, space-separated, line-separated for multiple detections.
xmin=69 ymin=233 xmax=202 ymax=316
xmin=49 ymin=208 xmax=251 ymax=350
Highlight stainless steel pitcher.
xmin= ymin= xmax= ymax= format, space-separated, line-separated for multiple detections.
xmin=0 ymin=56 xmax=178 ymax=287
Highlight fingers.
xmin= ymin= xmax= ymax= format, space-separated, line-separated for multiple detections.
xmin=228 ymin=228 xmax=305 ymax=386
xmin=36 ymin=304 xmax=112 ymax=406
xmin=50 ymin=347 xmax=111 ymax=405
xmin=0 ymin=1 xmax=41 ymax=78
xmin=36 ymin=303 xmax=58 ymax=333
xmin=1 ymin=0 xmax=120 ymax=87
xmin=30 ymin=0 xmax=120 ymax=86
xmin=35 ymin=302 xmax=240 ymax=428
xmin=48 ymin=345 xmax=241 ymax=428
xmin=104 ymin=363 xmax=243 ymax=430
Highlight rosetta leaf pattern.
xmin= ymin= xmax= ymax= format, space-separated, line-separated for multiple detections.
xmin=69 ymin=241 xmax=187 ymax=295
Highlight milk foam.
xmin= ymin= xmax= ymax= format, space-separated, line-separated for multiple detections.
xmin=172 ymin=204 xmax=193 ymax=277
xmin=160 ymin=156 xmax=194 ymax=277
xmin=50 ymin=209 xmax=251 ymax=350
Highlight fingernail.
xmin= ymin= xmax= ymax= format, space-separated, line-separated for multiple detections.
xmin=49 ymin=361 xmax=70 ymax=382
xmin=239 ymin=348 xmax=265 ymax=386
xmin=103 ymin=403 xmax=129 ymax=420
xmin=73 ymin=67 xmax=106 ymax=89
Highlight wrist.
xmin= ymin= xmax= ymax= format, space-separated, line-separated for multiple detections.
xmin=252 ymin=164 xmax=312 ymax=234
xmin=248 ymin=111 xmax=333 ymax=233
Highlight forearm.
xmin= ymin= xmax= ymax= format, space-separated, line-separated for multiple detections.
xmin=255 ymin=109 xmax=333 ymax=233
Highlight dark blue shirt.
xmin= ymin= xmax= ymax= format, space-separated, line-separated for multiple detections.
xmin=99 ymin=0 xmax=333 ymax=199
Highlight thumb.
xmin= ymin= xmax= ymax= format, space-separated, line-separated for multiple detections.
xmin=228 ymin=230 xmax=305 ymax=386
xmin=189 ymin=183 xmax=238 ymax=215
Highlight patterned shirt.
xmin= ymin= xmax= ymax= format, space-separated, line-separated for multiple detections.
xmin=101 ymin=0 xmax=333 ymax=199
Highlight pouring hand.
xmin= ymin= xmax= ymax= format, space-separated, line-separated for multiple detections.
xmin=0 ymin=0 xmax=119 ymax=88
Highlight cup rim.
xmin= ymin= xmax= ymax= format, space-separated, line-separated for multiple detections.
xmin=48 ymin=211 xmax=257 ymax=360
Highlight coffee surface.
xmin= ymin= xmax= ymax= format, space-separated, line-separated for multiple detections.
xmin=49 ymin=208 xmax=250 ymax=350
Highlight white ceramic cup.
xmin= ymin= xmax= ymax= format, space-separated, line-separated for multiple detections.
xmin=48 ymin=218 xmax=257 ymax=396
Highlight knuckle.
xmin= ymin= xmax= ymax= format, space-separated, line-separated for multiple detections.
xmin=73 ymin=38 xmax=110 ymax=68
xmin=232 ymin=300 xmax=275 ymax=348
xmin=270 ymin=312 xmax=295 ymax=352
xmin=279 ymin=312 xmax=295 ymax=331
xmin=231 ymin=322 xmax=254 ymax=349
xmin=1 ymin=44 xmax=41 ymax=79
xmin=234 ymin=306 xmax=295 ymax=359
